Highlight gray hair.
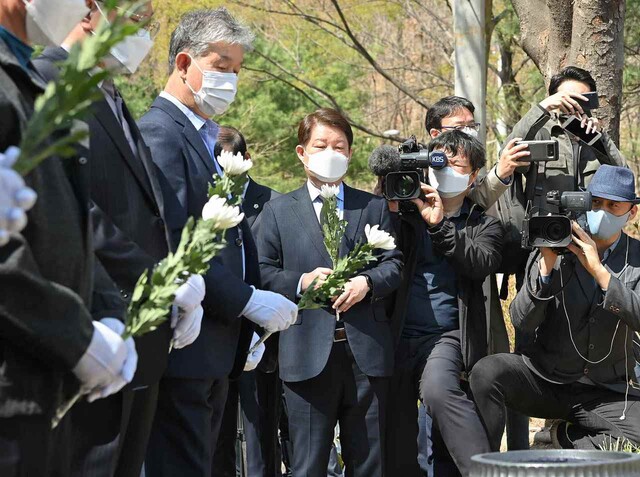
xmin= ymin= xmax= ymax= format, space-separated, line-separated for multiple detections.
xmin=168 ymin=7 xmax=255 ymax=73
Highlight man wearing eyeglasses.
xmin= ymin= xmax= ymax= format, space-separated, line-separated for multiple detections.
xmin=33 ymin=3 xmax=200 ymax=477
xmin=425 ymin=96 xmax=526 ymax=211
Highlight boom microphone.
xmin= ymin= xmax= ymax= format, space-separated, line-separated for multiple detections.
xmin=368 ymin=145 xmax=401 ymax=177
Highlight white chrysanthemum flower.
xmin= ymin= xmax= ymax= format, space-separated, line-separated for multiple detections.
xmin=320 ymin=184 xmax=340 ymax=199
xmin=365 ymin=224 xmax=396 ymax=250
xmin=216 ymin=150 xmax=253 ymax=176
xmin=202 ymin=195 xmax=244 ymax=229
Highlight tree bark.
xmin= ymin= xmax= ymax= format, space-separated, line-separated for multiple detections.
xmin=511 ymin=0 xmax=626 ymax=144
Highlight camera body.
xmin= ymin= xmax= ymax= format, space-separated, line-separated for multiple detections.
xmin=383 ymin=135 xmax=447 ymax=201
xmin=522 ymin=190 xmax=591 ymax=250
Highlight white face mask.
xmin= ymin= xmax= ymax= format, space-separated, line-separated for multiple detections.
xmin=428 ymin=166 xmax=471 ymax=198
xmin=103 ymin=31 xmax=154 ymax=74
xmin=586 ymin=209 xmax=631 ymax=240
xmin=23 ymin=0 xmax=88 ymax=46
xmin=186 ymin=56 xmax=238 ymax=117
xmin=461 ymin=126 xmax=479 ymax=139
xmin=303 ymin=148 xmax=349 ymax=183
xmin=94 ymin=3 xmax=153 ymax=75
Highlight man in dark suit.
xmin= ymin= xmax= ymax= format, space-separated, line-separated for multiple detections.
xmin=0 ymin=2 xmax=137 ymax=476
xmin=471 ymin=165 xmax=640 ymax=451
xmin=32 ymin=4 xmax=207 ymax=477
xmin=210 ymin=127 xmax=283 ymax=477
xmin=139 ymin=9 xmax=297 ymax=477
xmin=257 ymin=108 xmax=403 ymax=477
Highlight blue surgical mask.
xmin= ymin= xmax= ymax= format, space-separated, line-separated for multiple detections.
xmin=586 ymin=209 xmax=630 ymax=240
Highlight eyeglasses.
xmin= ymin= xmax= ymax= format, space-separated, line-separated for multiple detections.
xmin=440 ymin=123 xmax=481 ymax=132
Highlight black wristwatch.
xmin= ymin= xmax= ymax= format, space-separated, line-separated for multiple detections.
xmin=361 ymin=274 xmax=374 ymax=296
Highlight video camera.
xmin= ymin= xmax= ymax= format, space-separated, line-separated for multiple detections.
xmin=522 ymin=190 xmax=591 ymax=250
xmin=381 ymin=136 xmax=447 ymax=201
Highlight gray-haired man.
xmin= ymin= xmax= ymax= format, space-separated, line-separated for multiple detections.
xmin=140 ymin=9 xmax=297 ymax=477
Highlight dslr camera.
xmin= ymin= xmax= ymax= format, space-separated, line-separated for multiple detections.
xmin=384 ymin=135 xmax=447 ymax=201
xmin=521 ymin=190 xmax=591 ymax=250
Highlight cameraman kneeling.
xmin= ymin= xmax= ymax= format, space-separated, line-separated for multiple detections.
xmin=470 ymin=165 xmax=640 ymax=451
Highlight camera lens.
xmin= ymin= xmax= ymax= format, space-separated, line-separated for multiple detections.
xmin=543 ymin=219 xmax=570 ymax=243
xmin=393 ymin=174 xmax=418 ymax=199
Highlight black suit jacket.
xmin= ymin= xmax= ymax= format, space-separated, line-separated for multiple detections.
xmin=139 ymin=96 xmax=258 ymax=380
xmin=244 ymin=177 xmax=280 ymax=229
xmin=257 ymin=184 xmax=403 ymax=382
xmin=0 ymin=42 xmax=98 ymax=418
xmin=244 ymin=178 xmax=280 ymax=373
xmin=511 ymin=234 xmax=640 ymax=395
xmin=34 ymin=47 xmax=172 ymax=388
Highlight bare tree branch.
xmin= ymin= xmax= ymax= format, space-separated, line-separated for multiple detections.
xmin=329 ymin=0 xmax=430 ymax=109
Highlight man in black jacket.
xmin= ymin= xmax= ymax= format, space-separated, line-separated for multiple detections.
xmin=33 ymin=4 xmax=208 ymax=477
xmin=0 ymin=2 xmax=136 ymax=475
xmin=470 ymin=165 xmax=640 ymax=451
xmin=385 ymin=131 xmax=503 ymax=477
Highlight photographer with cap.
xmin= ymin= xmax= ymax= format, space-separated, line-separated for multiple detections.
xmin=470 ymin=165 xmax=640 ymax=451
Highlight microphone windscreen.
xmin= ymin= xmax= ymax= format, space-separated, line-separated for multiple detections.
xmin=368 ymin=145 xmax=401 ymax=177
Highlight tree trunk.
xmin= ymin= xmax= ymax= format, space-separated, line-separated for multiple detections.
xmin=453 ymin=0 xmax=488 ymax=144
xmin=511 ymin=0 xmax=626 ymax=144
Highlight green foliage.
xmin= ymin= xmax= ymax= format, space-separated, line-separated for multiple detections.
xmin=124 ymin=216 xmax=226 ymax=339
xmin=208 ymin=172 xmax=248 ymax=208
xmin=298 ymin=242 xmax=377 ymax=310
xmin=320 ymin=193 xmax=347 ymax=267
xmin=15 ymin=1 xmax=145 ymax=176
xmin=600 ymin=436 xmax=640 ymax=454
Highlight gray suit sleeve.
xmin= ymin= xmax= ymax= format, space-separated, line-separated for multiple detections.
xmin=601 ymin=276 xmax=640 ymax=332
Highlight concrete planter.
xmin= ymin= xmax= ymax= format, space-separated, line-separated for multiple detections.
xmin=470 ymin=450 xmax=640 ymax=476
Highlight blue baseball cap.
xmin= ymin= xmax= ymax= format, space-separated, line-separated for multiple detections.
xmin=587 ymin=165 xmax=640 ymax=204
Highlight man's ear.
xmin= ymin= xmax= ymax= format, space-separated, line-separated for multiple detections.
xmin=295 ymin=145 xmax=306 ymax=163
xmin=469 ymin=169 xmax=480 ymax=187
xmin=628 ymin=204 xmax=638 ymax=222
xmin=175 ymin=52 xmax=191 ymax=78
xmin=244 ymin=152 xmax=251 ymax=161
xmin=429 ymin=129 xmax=441 ymax=139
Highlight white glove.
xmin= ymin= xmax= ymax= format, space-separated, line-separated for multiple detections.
xmin=241 ymin=287 xmax=298 ymax=333
xmin=72 ymin=319 xmax=135 ymax=401
xmin=172 ymin=305 xmax=203 ymax=349
xmin=244 ymin=332 xmax=265 ymax=372
xmin=0 ymin=147 xmax=37 ymax=246
xmin=86 ymin=318 xmax=137 ymax=402
xmin=171 ymin=274 xmax=206 ymax=326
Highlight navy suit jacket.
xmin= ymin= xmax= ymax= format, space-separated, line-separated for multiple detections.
xmin=138 ymin=96 xmax=257 ymax=380
xmin=257 ymin=184 xmax=403 ymax=382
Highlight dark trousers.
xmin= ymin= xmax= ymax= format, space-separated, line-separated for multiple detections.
xmin=385 ymin=334 xmax=438 ymax=477
xmin=0 ymin=412 xmax=74 ymax=477
xmin=146 ymin=376 xmax=229 ymax=477
xmin=470 ymin=353 xmax=640 ymax=451
xmin=212 ymin=369 xmax=281 ymax=477
xmin=115 ymin=385 xmax=159 ymax=477
xmin=284 ymin=341 xmax=388 ymax=477
xmin=419 ymin=331 xmax=490 ymax=477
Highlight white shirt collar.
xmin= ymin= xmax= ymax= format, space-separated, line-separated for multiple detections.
xmin=306 ymin=180 xmax=344 ymax=203
xmin=159 ymin=91 xmax=207 ymax=132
